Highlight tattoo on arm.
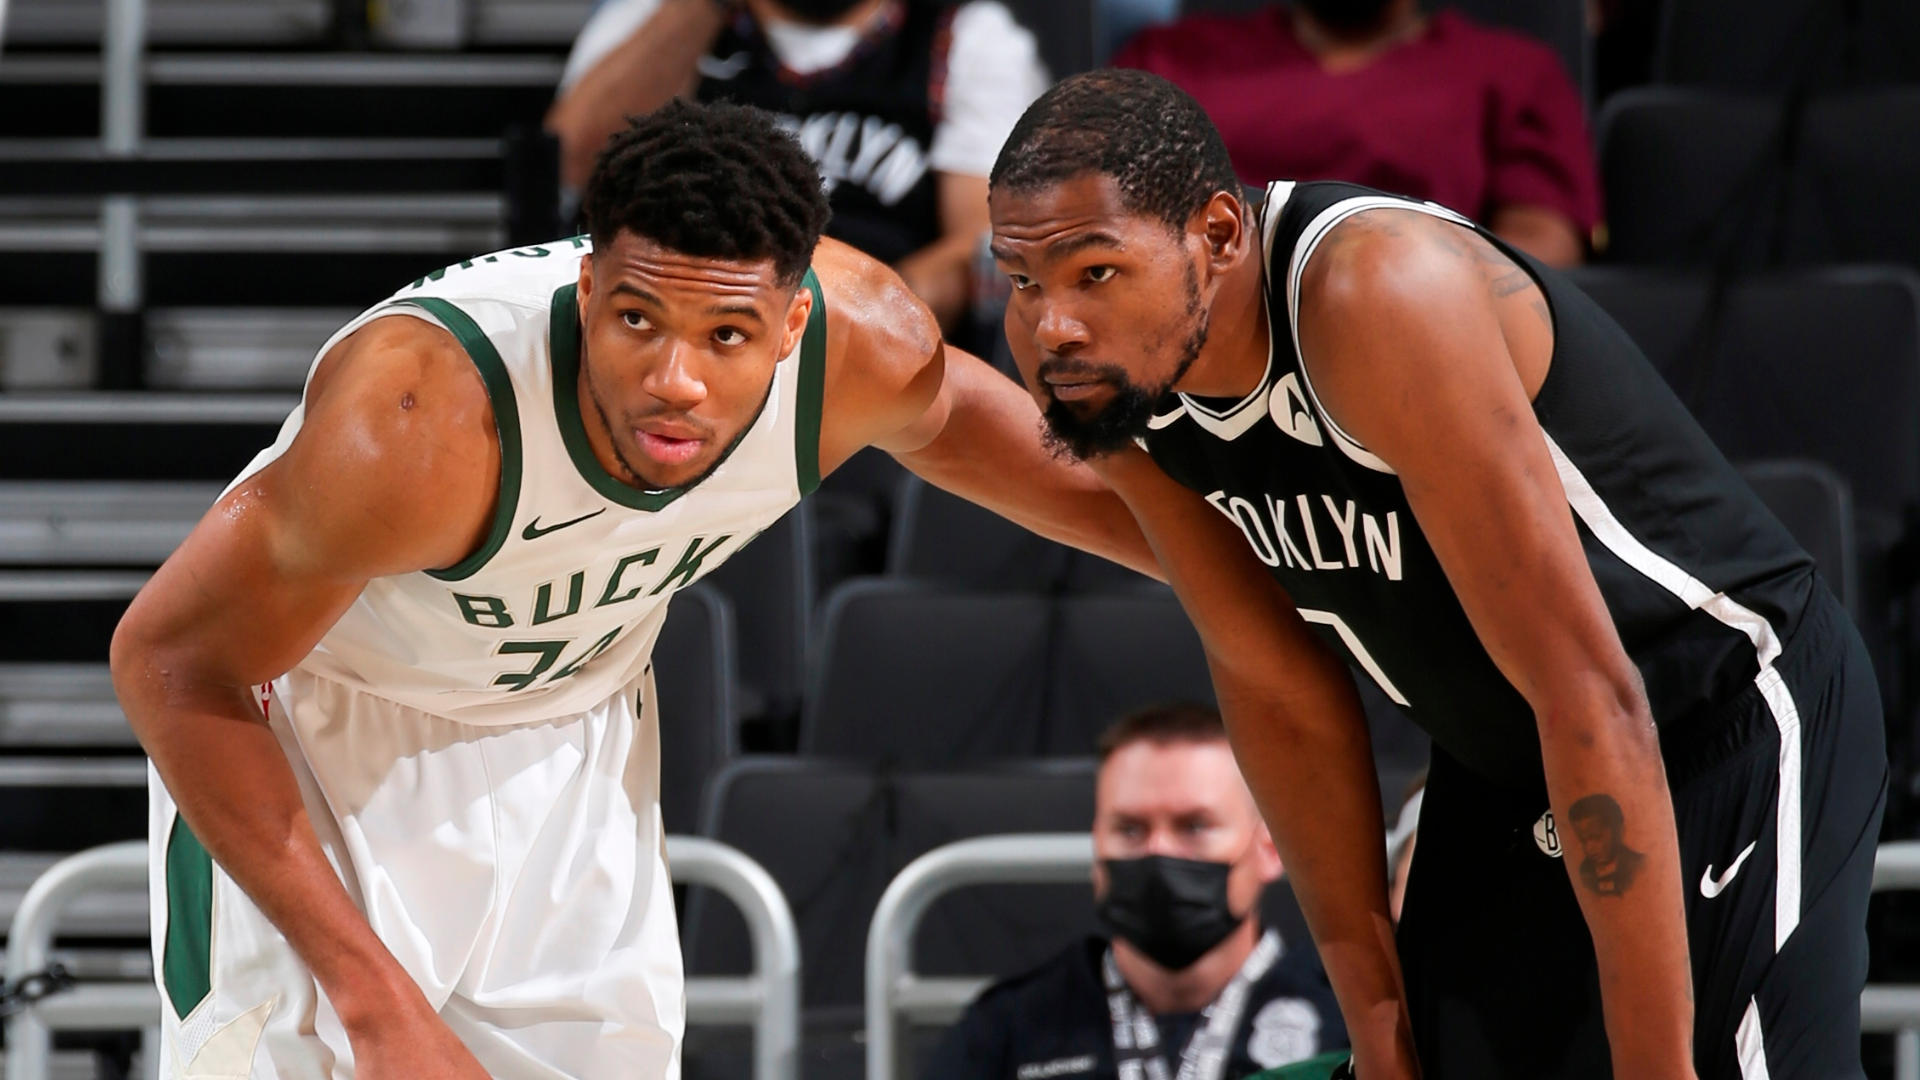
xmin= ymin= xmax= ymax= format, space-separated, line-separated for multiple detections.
xmin=1567 ymin=793 xmax=1646 ymax=897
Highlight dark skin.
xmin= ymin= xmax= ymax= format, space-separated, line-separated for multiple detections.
xmin=110 ymin=233 xmax=1159 ymax=1079
xmin=990 ymin=173 xmax=1691 ymax=1080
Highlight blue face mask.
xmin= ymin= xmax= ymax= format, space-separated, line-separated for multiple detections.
xmin=1096 ymin=854 xmax=1248 ymax=971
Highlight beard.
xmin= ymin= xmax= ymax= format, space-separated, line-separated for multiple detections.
xmin=1038 ymin=268 xmax=1208 ymax=462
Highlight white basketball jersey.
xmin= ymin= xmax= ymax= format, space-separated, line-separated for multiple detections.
xmin=230 ymin=238 xmax=826 ymax=725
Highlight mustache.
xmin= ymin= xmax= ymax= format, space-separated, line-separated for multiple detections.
xmin=1035 ymin=356 xmax=1129 ymax=384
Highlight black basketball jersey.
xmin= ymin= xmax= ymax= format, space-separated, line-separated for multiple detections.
xmin=1142 ymin=181 xmax=1819 ymax=795
xmin=696 ymin=1 xmax=949 ymax=265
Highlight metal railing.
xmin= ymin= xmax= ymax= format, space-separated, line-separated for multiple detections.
xmin=865 ymin=833 xmax=1093 ymax=1080
xmin=1865 ymin=840 xmax=1920 ymax=1080
xmin=1 ymin=836 xmax=800 ymax=1080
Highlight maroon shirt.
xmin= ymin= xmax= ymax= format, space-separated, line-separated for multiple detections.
xmin=1114 ymin=7 xmax=1601 ymax=234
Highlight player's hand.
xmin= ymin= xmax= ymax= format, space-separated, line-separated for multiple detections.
xmin=345 ymin=997 xmax=494 ymax=1080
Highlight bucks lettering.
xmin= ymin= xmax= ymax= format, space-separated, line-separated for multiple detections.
xmin=1206 ymin=490 xmax=1404 ymax=580
xmin=451 ymin=534 xmax=732 ymax=692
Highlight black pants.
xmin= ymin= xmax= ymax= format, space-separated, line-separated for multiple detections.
xmin=1397 ymin=593 xmax=1888 ymax=1080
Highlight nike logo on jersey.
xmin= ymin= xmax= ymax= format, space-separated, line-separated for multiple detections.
xmin=522 ymin=509 xmax=606 ymax=540
xmin=1701 ymin=840 xmax=1759 ymax=898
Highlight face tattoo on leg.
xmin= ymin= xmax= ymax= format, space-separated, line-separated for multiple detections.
xmin=1038 ymin=261 xmax=1208 ymax=461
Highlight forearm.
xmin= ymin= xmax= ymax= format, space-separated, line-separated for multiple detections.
xmin=546 ymin=0 xmax=731 ymax=187
xmin=1539 ymin=680 xmax=1694 ymax=1077
xmin=1215 ymin=655 xmax=1416 ymax=1078
xmin=893 ymin=352 xmax=1162 ymax=579
xmin=117 ymin=663 xmax=424 ymax=1030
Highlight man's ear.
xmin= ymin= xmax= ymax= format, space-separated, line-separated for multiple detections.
xmin=1252 ymin=822 xmax=1284 ymax=884
xmin=1200 ymin=189 xmax=1250 ymax=273
xmin=779 ymin=281 xmax=815 ymax=360
xmin=577 ymin=255 xmax=594 ymax=323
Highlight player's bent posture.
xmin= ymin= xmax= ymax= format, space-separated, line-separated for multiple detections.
xmin=986 ymin=70 xmax=1886 ymax=1080
xmin=111 ymin=100 xmax=1155 ymax=1080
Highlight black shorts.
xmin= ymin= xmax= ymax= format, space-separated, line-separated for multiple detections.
xmin=1397 ymin=593 xmax=1888 ymax=1080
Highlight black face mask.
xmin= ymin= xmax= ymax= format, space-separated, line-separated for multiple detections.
xmin=773 ymin=0 xmax=870 ymax=24
xmin=1295 ymin=0 xmax=1396 ymax=31
xmin=1096 ymin=855 xmax=1247 ymax=972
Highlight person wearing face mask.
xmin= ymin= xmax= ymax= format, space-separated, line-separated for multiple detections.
xmin=1111 ymin=0 xmax=1598 ymax=268
xmin=548 ymin=0 xmax=1049 ymax=330
xmin=928 ymin=704 xmax=1348 ymax=1080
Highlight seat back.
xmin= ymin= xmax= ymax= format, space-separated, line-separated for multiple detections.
xmin=704 ymin=503 xmax=814 ymax=724
xmin=888 ymin=475 xmax=1154 ymax=593
xmin=652 ymin=585 xmax=737 ymax=836
xmin=688 ymin=758 xmax=1097 ymax=1007
xmin=1654 ymin=0 xmax=1920 ymax=91
xmin=1737 ymin=460 xmax=1858 ymax=620
xmin=1599 ymin=88 xmax=1920 ymax=270
xmin=1043 ymin=589 xmax=1215 ymax=755
xmin=802 ymin=581 xmax=1052 ymax=763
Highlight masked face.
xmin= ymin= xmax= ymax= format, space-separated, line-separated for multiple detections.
xmin=1096 ymin=854 xmax=1247 ymax=971
xmin=1295 ymin=0 xmax=1395 ymax=31
xmin=770 ymin=0 xmax=870 ymax=24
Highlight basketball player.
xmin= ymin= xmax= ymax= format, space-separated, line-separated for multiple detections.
xmin=110 ymin=100 xmax=1155 ymax=1080
xmin=986 ymin=70 xmax=1885 ymax=1080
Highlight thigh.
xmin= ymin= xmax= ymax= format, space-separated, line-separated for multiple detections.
xmin=1397 ymin=748 xmax=1610 ymax=1080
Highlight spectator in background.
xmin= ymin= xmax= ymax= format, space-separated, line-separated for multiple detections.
xmin=547 ymin=0 xmax=1049 ymax=329
xmin=930 ymin=705 xmax=1347 ymax=1080
xmin=1113 ymin=0 xmax=1599 ymax=266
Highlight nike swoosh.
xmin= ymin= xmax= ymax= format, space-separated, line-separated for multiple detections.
xmin=522 ymin=509 xmax=606 ymax=540
xmin=1701 ymin=840 xmax=1759 ymax=899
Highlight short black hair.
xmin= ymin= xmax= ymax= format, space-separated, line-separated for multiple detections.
xmin=990 ymin=69 xmax=1242 ymax=232
xmin=582 ymin=99 xmax=831 ymax=288
xmin=1568 ymin=794 xmax=1626 ymax=832
xmin=1097 ymin=702 xmax=1227 ymax=763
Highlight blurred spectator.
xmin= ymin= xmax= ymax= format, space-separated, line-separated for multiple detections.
xmin=1097 ymin=0 xmax=1179 ymax=63
xmin=1114 ymin=0 xmax=1599 ymax=266
xmin=1385 ymin=779 xmax=1423 ymax=923
xmin=929 ymin=704 xmax=1347 ymax=1080
xmin=548 ymin=0 xmax=1048 ymax=328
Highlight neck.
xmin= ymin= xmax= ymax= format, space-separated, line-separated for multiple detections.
xmin=1174 ymin=236 xmax=1272 ymax=400
xmin=1290 ymin=0 xmax=1425 ymax=72
xmin=1113 ymin=918 xmax=1261 ymax=1016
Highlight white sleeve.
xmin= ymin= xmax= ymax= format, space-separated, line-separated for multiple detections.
xmin=927 ymin=1 xmax=1052 ymax=178
xmin=558 ymin=0 xmax=667 ymax=93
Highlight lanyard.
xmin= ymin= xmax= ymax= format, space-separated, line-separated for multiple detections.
xmin=1103 ymin=929 xmax=1282 ymax=1080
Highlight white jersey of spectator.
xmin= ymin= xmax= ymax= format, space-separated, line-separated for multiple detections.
xmin=559 ymin=0 xmax=1049 ymax=179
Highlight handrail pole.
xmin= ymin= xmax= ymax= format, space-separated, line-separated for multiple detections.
xmin=666 ymin=836 xmax=801 ymax=1080
xmin=1870 ymin=842 xmax=1920 ymax=1080
xmin=865 ymin=835 xmax=1094 ymax=1080
xmin=4 ymin=841 xmax=148 ymax=1080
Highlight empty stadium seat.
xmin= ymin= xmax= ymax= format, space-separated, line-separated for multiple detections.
xmin=1043 ymin=589 xmax=1215 ymax=755
xmin=704 ymin=502 xmax=814 ymax=727
xmin=1739 ymin=459 xmax=1859 ymax=620
xmin=802 ymin=581 xmax=1052 ymax=763
xmin=685 ymin=758 xmax=1098 ymax=1007
xmin=888 ymin=474 xmax=1154 ymax=593
xmin=1654 ymin=0 xmax=1920 ymax=91
xmin=1599 ymin=88 xmax=1920 ymax=270
xmin=652 ymin=585 xmax=737 ymax=836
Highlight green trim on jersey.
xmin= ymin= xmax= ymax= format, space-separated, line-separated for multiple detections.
xmin=547 ymin=273 xmax=826 ymax=510
xmin=163 ymin=814 xmax=213 ymax=1020
xmin=795 ymin=268 xmax=828 ymax=495
xmin=397 ymin=297 xmax=524 ymax=582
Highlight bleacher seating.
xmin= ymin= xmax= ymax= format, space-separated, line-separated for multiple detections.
xmin=653 ymin=584 xmax=737 ymax=837
xmin=1043 ymin=590 xmax=1214 ymax=754
xmin=705 ymin=502 xmax=815 ymax=731
xmin=1653 ymin=0 xmax=1920 ymax=90
xmin=887 ymin=474 xmax=1152 ymax=593
xmin=1598 ymin=88 xmax=1920 ymax=270
xmin=1739 ymin=459 xmax=1859 ymax=619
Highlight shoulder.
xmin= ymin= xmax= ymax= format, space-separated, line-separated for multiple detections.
xmin=1299 ymin=207 xmax=1480 ymax=324
xmin=813 ymin=237 xmax=942 ymax=395
xmin=963 ymin=938 xmax=1106 ymax=1021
